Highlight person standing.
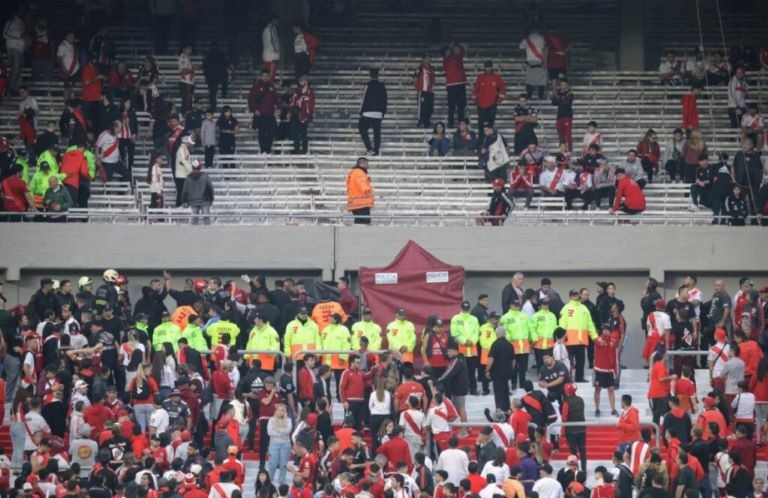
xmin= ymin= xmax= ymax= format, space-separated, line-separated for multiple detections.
xmin=519 ymin=29 xmax=547 ymax=99
xmin=413 ymin=53 xmax=436 ymax=128
xmin=59 ymin=142 xmax=90 ymax=206
xmin=262 ymin=16 xmax=280 ymax=81
xmin=387 ymin=309 xmax=416 ymax=364
xmin=728 ymin=66 xmax=748 ymax=129
xmin=178 ymin=46 xmax=196 ymax=116
xmin=501 ymin=300 xmax=531 ymax=390
xmin=561 ymin=383 xmax=587 ymax=471
xmin=248 ymin=68 xmax=279 ymax=154
xmin=181 ymin=159 xmax=214 ymax=225
xmin=96 ymin=120 xmax=130 ymax=181
xmin=202 ymin=42 xmax=230 ymax=111
xmin=551 ymin=79 xmax=573 ymax=152
xmin=117 ymin=99 xmax=138 ymax=177
xmin=292 ymin=23 xmax=319 ymax=79
xmin=513 ymin=94 xmax=539 ymax=155
xmin=472 ymin=61 xmax=506 ymax=137
xmin=345 ymin=157 xmax=374 ymax=225
xmin=146 ymin=153 xmax=165 ymax=209
xmin=443 ymin=42 xmax=467 ymax=129
xmin=216 ymin=106 xmax=240 ymax=168
xmin=174 ymin=135 xmax=195 ymax=205
xmin=450 ymin=301 xmax=481 ymax=396
xmin=359 ymin=69 xmax=388 ymax=156
xmin=201 ymin=109 xmax=216 ymax=168
xmin=558 ymin=290 xmax=597 ymax=382
xmin=290 ymin=76 xmax=315 ymax=154
xmin=3 ymin=6 xmax=25 ymax=95
xmin=56 ymin=32 xmax=81 ymax=103
xmin=545 ymin=31 xmax=568 ymax=91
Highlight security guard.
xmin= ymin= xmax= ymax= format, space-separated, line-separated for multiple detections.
xmin=530 ymin=298 xmax=558 ymax=368
xmin=322 ymin=313 xmax=351 ymax=399
xmin=245 ymin=311 xmax=281 ymax=372
xmin=559 ymin=289 xmax=598 ymax=382
xmin=153 ymin=311 xmax=181 ymax=352
xmin=478 ymin=311 xmax=501 ymax=395
xmin=205 ymin=311 xmax=241 ymax=347
xmin=283 ymin=306 xmax=322 ymax=362
xmin=386 ymin=308 xmax=416 ymax=364
xmin=351 ymin=308 xmax=382 ymax=351
xmin=450 ymin=301 xmax=481 ymax=395
xmin=500 ymin=300 xmax=531 ymax=389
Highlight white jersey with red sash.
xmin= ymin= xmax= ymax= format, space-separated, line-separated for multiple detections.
xmin=96 ymin=131 xmax=120 ymax=163
xmin=519 ymin=33 xmax=545 ymax=64
xmin=401 ymin=409 xmax=425 ymax=439
xmin=548 ymin=167 xmax=565 ymax=191
xmin=629 ymin=440 xmax=650 ymax=476
xmin=490 ymin=423 xmax=515 ymax=448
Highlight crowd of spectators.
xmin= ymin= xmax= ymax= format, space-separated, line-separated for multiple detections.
xmin=0 ymin=269 xmax=767 ymax=498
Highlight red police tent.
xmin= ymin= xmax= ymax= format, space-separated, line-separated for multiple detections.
xmin=358 ymin=240 xmax=465 ymax=353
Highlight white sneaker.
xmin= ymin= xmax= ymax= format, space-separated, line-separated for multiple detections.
xmin=688 ymin=204 xmax=699 ymax=212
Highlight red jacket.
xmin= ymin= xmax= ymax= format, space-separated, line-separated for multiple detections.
xmin=83 ymin=403 xmax=115 ymax=434
xmin=617 ymin=406 xmax=640 ymax=442
xmin=60 ymin=149 xmax=90 ymax=189
xmin=211 ymin=370 xmax=233 ymax=399
xmin=636 ymin=140 xmax=661 ymax=165
xmin=109 ymin=68 xmax=134 ymax=90
xmin=248 ymin=80 xmax=279 ymax=117
xmin=292 ymin=86 xmax=316 ymax=123
xmin=81 ymin=63 xmax=102 ymax=102
xmin=443 ymin=47 xmax=466 ymax=86
xmin=376 ymin=436 xmax=413 ymax=472
xmin=613 ymin=176 xmax=646 ymax=212
xmin=473 ymin=72 xmax=506 ymax=109
xmin=414 ymin=64 xmax=435 ymax=92
xmin=509 ymin=170 xmax=533 ymax=190
xmin=339 ymin=369 xmax=365 ymax=402
xmin=593 ymin=335 xmax=617 ymax=374
xmin=298 ymin=366 xmax=315 ymax=401
xmin=509 ymin=409 xmax=531 ymax=437
xmin=219 ymin=456 xmax=245 ymax=485
xmin=739 ymin=340 xmax=763 ymax=378
xmin=179 ymin=484 xmax=207 ymax=498
xmin=681 ymin=93 xmax=699 ymax=130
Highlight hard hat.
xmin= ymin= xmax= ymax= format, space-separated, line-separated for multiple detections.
xmin=51 ymin=280 xmax=60 ymax=291
xmin=103 ymin=269 xmax=119 ymax=283
xmin=78 ymin=276 xmax=93 ymax=289
xmin=194 ymin=278 xmax=208 ymax=292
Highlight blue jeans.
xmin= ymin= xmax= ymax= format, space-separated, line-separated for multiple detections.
xmin=699 ymin=470 xmax=713 ymax=498
xmin=134 ymin=403 xmax=154 ymax=432
xmin=267 ymin=441 xmax=291 ymax=485
xmin=10 ymin=421 xmax=25 ymax=467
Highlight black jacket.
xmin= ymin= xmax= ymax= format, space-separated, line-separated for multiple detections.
xmin=732 ymin=151 xmax=761 ymax=189
xmin=470 ymin=303 xmax=489 ymax=326
xmin=501 ymin=284 xmax=522 ymax=313
xmin=563 ymin=394 xmax=585 ymax=436
xmin=28 ymin=289 xmax=60 ymax=322
xmin=359 ymin=80 xmax=388 ymax=117
xmin=439 ymin=355 xmax=469 ymax=396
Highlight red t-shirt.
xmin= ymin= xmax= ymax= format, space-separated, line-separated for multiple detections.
xmin=256 ymin=390 xmax=280 ymax=419
xmin=2 ymin=175 xmax=29 ymax=212
xmin=394 ymin=381 xmax=426 ymax=411
xmin=467 ymin=474 xmax=487 ymax=494
xmin=83 ymin=403 xmax=115 ymax=434
xmin=81 ymin=63 xmax=102 ymax=102
xmin=545 ymin=32 xmax=568 ymax=69
xmin=647 ymin=361 xmax=671 ymax=398
xmin=299 ymin=452 xmax=317 ymax=481
xmin=675 ymin=378 xmax=696 ymax=413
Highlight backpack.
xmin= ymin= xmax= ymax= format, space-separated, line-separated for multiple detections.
xmin=132 ymin=378 xmax=151 ymax=400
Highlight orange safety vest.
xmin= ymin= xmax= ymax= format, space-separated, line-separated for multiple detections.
xmin=480 ymin=349 xmax=490 ymax=365
xmin=512 ymin=339 xmax=530 ymax=355
xmin=345 ymin=166 xmax=374 ymax=211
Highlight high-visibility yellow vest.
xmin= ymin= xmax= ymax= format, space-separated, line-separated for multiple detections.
xmin=500 ymin=310 xmax=531 ymax=354
xmin=283 ymin=318 xmax=322 ymax=360
xmin=449 ymin=311 xmax=480 ymax=357
xmin=245 ymin=323 xmax=280 ymax=370
xmin=322 ymin=323 xmax=351 ymax=369
xmin=386 ymin=319 xmax=416 ymax=363
xmin=478 ymin=323 xmax=498 ymax=365
xmin=559 ymin=300 xmax=598 ymax=346
xmin=530 ymin=309 xmax=558 ymax=349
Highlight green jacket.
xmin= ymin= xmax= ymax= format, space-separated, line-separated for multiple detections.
xmin=37 ymin=149 xmax=60 ymax=174
xmin=153 ymin=321 xmax=182 ymax=351
xmin=530 ymin=309 xmax=558 ymax=349
xmin=351 ymin=320 xmax=382 ymax=350
xmin=206 ymin=319 xmax=240 ymax=347
xmin=322 ymin=323 xmax=351 ymax=367
xmin=182 ymin=323 xmax=209 ymax=351
xmin=449 ymin=311 xmax=480 ymax=356
xmin=29 ymin=170 xmax=66 ymax=198
xmin=386 ymin=319 xmax=417 ymax=355
xmin=500 ymin=309 xmax=532 ymax=353
xmin=43 ymin=187 xmax=73 ymax=213
xmin=16 ymin=158 xmax=30 ymax=184
xmin=559 ymin=300 xmax=598 ymax=346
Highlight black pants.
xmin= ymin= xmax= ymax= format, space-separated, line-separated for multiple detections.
xmin=728 ymin=107 xmax=743 ymax=128
xmin=567 ymin=345 xmax=587 ymax=382
xmin=595 ymin=187 xmax=615 ymax=208
xmin=446 ymin=84 xmax=466 ymax=128
xmin=665 ymin=159 xmax=682 ymax=181
xmin=246 ymin=398 xmax=260 ymax=450
xmin=514 ymin=128 xmax=538 ymax=155
xmin=258 ymin=418 xmax=270 ymax=466
xmin=418 ymin=91 xmax=434 ymax=127
xmin=78 ymin=181 xmax=90 ymax=208
xmin=567 ymin=431 xmax=587 ymax=471
xmin=479 ymin=363 xmax=489 ymax=394
xmin=649 ymin=396 xmax=669 ymax=425
xmin=477 ymin=104 xmax=497 ymax=136
xmin=358 ymin=116 xmax=382 ymax=154
xmin=466 ymin=356 xmax=478 ymax=394
xmin=207 ymin=78 xmax=228 ymax=111
xmin=491 ymin=374 xmax=510 ymax=412
xmin=175 ymin=178 xmax=185 ymax=206
xmin=119 ymin=139 xmax=135 ymax=178
xmin=333 ymin=369 xmax=343 ymax=401
xmin=348 ymin=400 xmax=365 ymax=430
xmin=257 ymin=115 xmax=277 ymax=153
xmin=514 ymin=353 xmax=528 ymax=387
xmin=103 ymin=160 xmax=130 ymax=182
xmin=219 ymin=134 xmax=236 ymax=168
xmin=565 ymin=190 xmax=593 ymax=210
xmin=291 ymin=119 xmax=309 ymax=153
xmin=179 ymin=83 xmax=194 ymax=115
xmin=65 ymin=185 xmax=79 ymax=210
xmin=204 ymin=146 xmax=215 ymax=168
xmin=295 ymin=53 xmax=311 ymax=79
xmin=369 ymin=413 xmax=390 ymax=452
xmin=641 ymin=158 xmax=656 ymax=183
xmin=352 ymin=207 xmax=371 ymax=224
xmin=683 ymin=162 xmax=697 ymax=183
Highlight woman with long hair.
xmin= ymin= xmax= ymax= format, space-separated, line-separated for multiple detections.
xmin=368 ymin=379 xmax=392 ymax=452
xmin=145 ymin=153 xmax=165 ymax=209
xmin=428 ymin=122 xmax=449 ymax=157
xmin=267 ymin=403 xmax=292 ymax=486
xmin=129 ymin=363 xmax=158 ymax=432
xmin=10 ymin=387 xmax=29 ymax=468
xmin=157 ymin=342 xmax=178 ymax=399
xmin=681 ymin=128 xmax=707 ymax=183
xmin=421 ymin=314 xmax=449 ymax=379
xmin=255 ymin=468 xmax=277 ymax=496
xmin=636 ymin=129 xmax=661 ymax=183
xmin=377 ymin=418 xmax=395 ymax=445
xmin=481 ymin=447 xmax=511 ymax=483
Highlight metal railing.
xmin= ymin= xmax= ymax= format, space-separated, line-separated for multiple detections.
xmin=291 ymin=349 xmax=389 ymax=385
xmin=198 ymin=349 xmax=287 ymax=368
xmin=664 ymin=350 xmax=710 ymax=371
xmin=448 ymin=421 xmax=661 ymax=449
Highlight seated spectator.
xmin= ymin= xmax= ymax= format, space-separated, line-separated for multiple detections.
xmin=611 ymin=168 xmax=647 ymax=215
xmin=564 ymin=162 xmax=594 ymax=210
xmin=42 ymin=175 xmax=73 ymax=221
xmin=725 ymin=185 xmax=749 ymax=226
xmin=578 ymin=143 xmax=604 ymax=174
xmin=508 ymin=163 xmax=534 ymax=209
xmin=580 ymin=121 xmax=601 ymax=158
xmin=689 ymin=153 xmax=711 ymax=211
xmin=706 ymin=51 xmax=730 ymax=85
xmin=593 ymin=160 xmax=616 ymax=209
xmin=681 ymin=129 xmax=708 ymax=183
xmin=741 ymin=103 xmax=764 ymax=150
xmin=617 ymin=150 xmax=647 ymax=188
xmin=636 ymin=129 xmax=661 ymax=183
xmin=518 ymin=142 xmax=545 ymax=180
xmin=479 ymin=122 xmax=510 ymax=182
xmin=538 ymin=156 xmax=564 ymax=197
xmin=450 ymin=119 xmax=477 ymax=157
xmin=428 ymin=122 xmax=449 ymax=157
xmin=685 ymin=50 xmax=706 ymax=88
xmin=659 ymin=51 xmax=685 ymax=85
xmin=476 ymin=178 xmax=513 ymax=226
xmin=663 ymin=128 xmax=685 ymax=182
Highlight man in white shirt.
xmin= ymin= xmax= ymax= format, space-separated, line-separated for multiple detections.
xmin=683 ymin=275 xmax=703 ymax=318
xmin=56 ymin=32 xmax=80 ymax=102
xmin=423 ymin=392 xmax=452 ymax=451
xmin=96 ymin=120 xmax=130 ymax=181
xmin=399 ymin=397 xmax=425 ymax=460
xmin=479 ymin=475 xmax=502 ymax=498
xmin=519 ymin=30 xmax=547 ymax=99
xmin=708 ymin=327 xmax=730 ymax=381
xmin=23 ymin=398 xmax=51 ymax=452
xmin=617 ymin=149 xmax=647 ymax=188
xmin=262 ymin=16 xmax=280 ymax=81
xmin=532 ymin=464 xmax=564 ymax=498
xmin=728 ymin=66 xmax=748 ymax=128
xmin=659 ymin=51 xmax=684 ymax=85
xmin=435 ymin=436 xmax=469 ymax=486
xmin=149 ymin=395 xmax=170 ymax=436
xmin=174 ymin=135 xmax=195 ymax=204
xmin=3 ymin=6 xmax=26 ymax=94
xmin=645 ymin=300 xmax=671 ymax=364
xmin=741 ymin=103 xmax=764 ymax=150
xmin=209 ymin=470 xmax=242 ymax=498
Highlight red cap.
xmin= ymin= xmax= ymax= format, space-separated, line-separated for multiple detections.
xmin=492 ymin=178 xmax=506 ymax=188
xmin=306 ymin=413 xmax=318 ymax=426
xmin=181 ymin=430 xmax=192 ymax=442
xmin=714 ymin=328 xmax=727 ymax=343
xmin=703 ymin=396 xmax=716 ymax=408
xmin=564 ymin=383 xmax=577 ymax=396
xmin=654 ymin=299 xmax=666 ymax=310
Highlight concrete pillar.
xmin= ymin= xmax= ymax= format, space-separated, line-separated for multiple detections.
xmin=618 ymin=0 xmax=645 ymax=70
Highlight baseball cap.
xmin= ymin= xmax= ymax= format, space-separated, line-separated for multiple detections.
xmin=396 ymin=308 xmax=406 ymax=315
xmin=264 ymin=376 xmax=276 ymax=385
xmin=184 ymin=474 xmax=197 ymax=484
xmin=566 ymin=455 xmax=579 ymax=466
xmin=568 ymin=289 xmax=579 ymax=297
xmin=492 ymin=178 xmax=505 ymax=187
xmin=170 ymin=389 xmax=181 ymax=397
xmin=74 ymin=380 xmax=88 ymax=390
xmin=760 ymin=286 xmax=768 ymax=294
xmin=714 ymin=328 xmax=727 ymax=342
xmin=190 ymin=464 xmax=202 ymax=475
xmin=540 ymin=298 xmax=550 ymax=305
xmin=489 ymin=311 xmax=500 ymax=319
xmin=515 ymin=433 xmax=529 ymax=444
xmin=191 ymin=159 xmax=202 ymax=169
xmin=544 ymin=156 xmax=556 ymax=163
xmin=654 ymin=299 xmax=666 ymax=310
xmin=297 ymin=306 xmax=308 ymax=314
xmin=23 ymin=483 xmax=33 ymax=491
xmin=461 ymin=301 xmax=471 ymax=310
xmin=703 ymin=396 xmax=716 ymax=408
xmin=181 ymin=135 xmax=195 ymax=144
xmin=362 ymin=308 xmax=372 ymax=314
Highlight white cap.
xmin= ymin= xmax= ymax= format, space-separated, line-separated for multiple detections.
xmin=74 ymin=380 xmax=88 ymax=390
xmin=181 ymin=135 xmax=195 ymax=145
xmin=544 ymin=156 xmax=556 ymax=163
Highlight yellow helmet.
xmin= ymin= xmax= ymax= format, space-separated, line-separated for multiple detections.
xmin=103 ymin=269 xmax=119 ymax=283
